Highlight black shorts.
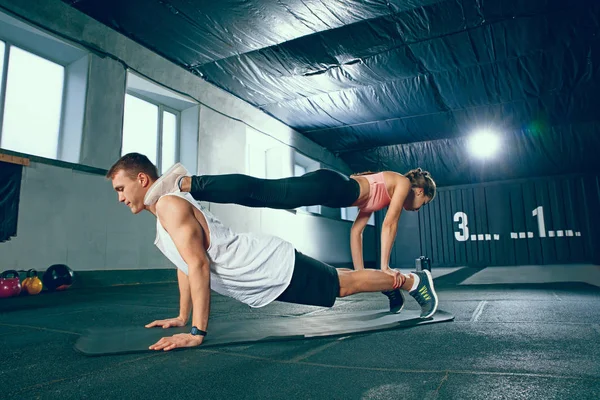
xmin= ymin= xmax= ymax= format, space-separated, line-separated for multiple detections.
xmin=275 ymin=250 xmax=340 ymax=307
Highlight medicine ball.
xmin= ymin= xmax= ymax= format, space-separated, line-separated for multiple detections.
xmin=42 ymin=264 xmax=74 ymax=291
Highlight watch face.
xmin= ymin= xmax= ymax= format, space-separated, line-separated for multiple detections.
xmin=191 ymin=327 xmax=205 ymax=336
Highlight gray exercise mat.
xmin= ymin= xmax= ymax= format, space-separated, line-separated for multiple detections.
xmin=75 ymin=309 xmax=454 ymax=356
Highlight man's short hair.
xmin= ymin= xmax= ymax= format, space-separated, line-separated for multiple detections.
xmin=106 ymin=153 xmax=159 ymax=181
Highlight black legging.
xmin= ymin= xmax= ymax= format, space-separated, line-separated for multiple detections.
xmin=189 ymin=169 xmax=360 ymax=209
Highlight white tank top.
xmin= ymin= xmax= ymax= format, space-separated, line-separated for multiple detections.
xmin=154 ymin=193 xmax=295 ymax=308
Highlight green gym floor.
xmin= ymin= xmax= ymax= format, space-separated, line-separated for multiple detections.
xmin=1 ymin=265 xmax=599 ymax=400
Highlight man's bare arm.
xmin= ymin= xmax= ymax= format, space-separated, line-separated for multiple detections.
xmin=155 ymin=196 xmax=210 ymax=346
xmin=379 ymin=178 xmax=411 ymax=270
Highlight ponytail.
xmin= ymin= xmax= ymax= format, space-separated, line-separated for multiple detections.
xmin=404 ymin=168 xmax=436 ymax=200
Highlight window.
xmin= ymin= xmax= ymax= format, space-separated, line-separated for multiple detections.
xmin=246 ymin=127 xmax=277 ymax=179
xmin=294 ymin=164 xmax=306 ymax=177
xmin=0 ymin=41 xmax=4 ymax=104
xmin=122 ymin=93 xmax=181 ymax=173
xmin=161 ymin=111 xmax=177 ymax=172
xmin=122 ymin=94 xmax=159 ymax=164
xmin=0 ymin=11 xmax=88 ymax=162
xmin=0 ymin=45 xmax=65 ymax=158
xmin=124 ymin=72 xmax=199 ymax=174
xmin=246 ymin=142 xmax=267 ymax=178
xmin=341 ymin=206 xmax=375 ymax=226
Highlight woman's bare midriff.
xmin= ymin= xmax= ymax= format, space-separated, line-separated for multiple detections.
xmin=350 ymin=171 xmax=406 ymax=207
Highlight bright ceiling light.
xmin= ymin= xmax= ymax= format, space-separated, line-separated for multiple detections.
xmin=468 ymin=130 xmax=500 ymax=159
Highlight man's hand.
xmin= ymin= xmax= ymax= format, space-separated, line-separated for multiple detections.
xmin=149 ymin=333 xmax=204 ymax=351
xmin=145 ymin=316 xmax=186 ymax=329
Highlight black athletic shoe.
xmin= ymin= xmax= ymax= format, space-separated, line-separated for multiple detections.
xmin=382 ymin=288 xmax=405 ymax=313
xmin=409 ymin=270 xmax=438 ymax=318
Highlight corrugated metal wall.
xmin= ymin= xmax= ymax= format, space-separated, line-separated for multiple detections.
xmin=418 ymin=174 xmax=600 ymax=267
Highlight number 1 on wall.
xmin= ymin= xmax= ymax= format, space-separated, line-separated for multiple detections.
xmin=532 ymin=206 xmax=546 ymax=238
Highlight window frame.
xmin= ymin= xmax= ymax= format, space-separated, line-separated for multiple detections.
xmin=0 ymin=40 xmax=68 ymax=158
xmin=0 ymin=10 xmax=89 ymax=163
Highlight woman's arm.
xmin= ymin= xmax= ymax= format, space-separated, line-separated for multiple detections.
xmin=350 ymin=210 xmax=372 ymax=270
xmin=379 ymin=179 xmax=411 ymax=270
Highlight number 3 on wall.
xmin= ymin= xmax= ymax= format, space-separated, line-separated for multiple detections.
xmin=454 ymin=212 xmax=469 ymax=242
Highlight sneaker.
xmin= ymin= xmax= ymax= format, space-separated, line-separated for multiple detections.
xmin=382 ymin=289 xmax=405 ymax=313
xmin=144 ymin=163 xmax=189 ymax=205
xmin=409 ymin=270 xmax=438 ymax=318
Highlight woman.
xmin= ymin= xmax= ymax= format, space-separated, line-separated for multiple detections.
xmin=144 ymin=164 xmax=437 ymax=314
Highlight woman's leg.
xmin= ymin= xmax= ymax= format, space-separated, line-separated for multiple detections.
xmin=338 ymin=269 xmax=439 ymax=318
xmin=337 ymin=269 xmax=412 ymax=296
xmin=187 ymin=169 xmax=360 ymax=209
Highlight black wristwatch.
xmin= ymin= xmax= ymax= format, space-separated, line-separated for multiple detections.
xmin=190 ymin=326 xmax=207 ymax=337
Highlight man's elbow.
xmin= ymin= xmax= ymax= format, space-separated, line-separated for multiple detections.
xmin=188 ymin=261 xmax=211 ymax=275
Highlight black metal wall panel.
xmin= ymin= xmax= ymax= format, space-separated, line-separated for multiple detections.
xmin=440 ymin=191 xmax=453 ymax=265
xmin=431 ymin=191 xmax=444 ymax=264
xmin=487 ymin=184 xmax=513 ymax=265
xmin=386 ymin=208 xmax=420 ymax=269
xmin=421 ymin=199 xmax=433 ymax=263
xmin=509 ymin=184 xmax=530 ymax=264
xmin=416 ymin=174 xmax=600 ymax=267
xmin=474 ymin=187 xmax=490 ymax=264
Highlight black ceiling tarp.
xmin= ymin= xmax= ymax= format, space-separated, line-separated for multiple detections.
xmin=308 ymin=66 xmax=600 ymax=153
xmin=342 ymin=121 xmax=600 ymax=186
xmin=64 ymin=0 xmax=440 ymax=66
xmin=61 ymin=0 xmax=600 ymax=186
xmin=195 ymin=0 xmax=594 ymax=102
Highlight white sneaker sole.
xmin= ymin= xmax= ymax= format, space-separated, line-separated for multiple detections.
xmin=421 ymin=270 xmax=438 ymax=318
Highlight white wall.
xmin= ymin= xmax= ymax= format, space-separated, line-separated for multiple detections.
xmin=1 ymin=162 xmax=167 ymax=271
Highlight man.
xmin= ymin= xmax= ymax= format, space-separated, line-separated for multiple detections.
xmin=107 ymin=153 xmax=438 ymax=352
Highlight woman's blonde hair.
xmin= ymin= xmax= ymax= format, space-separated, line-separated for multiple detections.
xmin=404 ymin=168 xmax=436 ymax=200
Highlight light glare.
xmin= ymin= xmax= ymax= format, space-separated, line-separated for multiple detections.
xmin=468 ymin=130 xmax=500 ymax=158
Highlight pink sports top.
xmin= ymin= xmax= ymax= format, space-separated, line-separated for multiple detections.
xmin=356 ymin=172 xmax=392 ymax=213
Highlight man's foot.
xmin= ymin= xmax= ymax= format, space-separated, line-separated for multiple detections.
xmin=382 ymin=289 xmax=405 ymax=313
xmin=409 ymin=270 xmax=438 ymax=318
xmin=144 ymin=163 xmax=189 ymax=205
